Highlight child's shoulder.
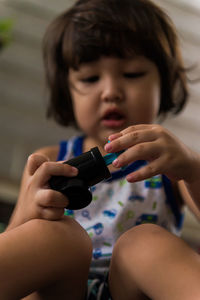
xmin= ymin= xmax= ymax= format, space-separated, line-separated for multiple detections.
xmin=35 ymin=145 xmax=59 ymax=162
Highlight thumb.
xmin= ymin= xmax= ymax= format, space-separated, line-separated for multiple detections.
xmin=27 ymin=153 xmax=50 ymax=175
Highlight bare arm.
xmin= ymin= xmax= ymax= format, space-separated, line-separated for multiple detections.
xmin=179 ymin=180 xmax=200 ymax=220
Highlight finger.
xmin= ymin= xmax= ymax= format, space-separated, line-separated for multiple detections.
xmin=36 ymin=189 xmax=69 ymax=208
xmin=34 ymin=162 xmax=78 ymax=187
xmin=27 ymin=153 xmax=49 ymax=176
xmin=108 ymin=124 xmax=154 ymax=141
xmin=120 ymin=124 xmax=154 ymax=135
xmin=39 ymin=207 xmax=65 ymax=221
xmin=112 ymin=141 xmax=161 ymax=168
xmin=105 ymin=128 xmax=157 ymax=153
xmin=126 ymin=156 xmax=165 ymax=182
xmin=107 ymin=132 xmax=123 ymax=141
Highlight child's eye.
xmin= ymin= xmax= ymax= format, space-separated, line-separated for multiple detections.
xmin=81 ymin=76 xmax=99 ymax=83
xmin=124 ymin=72 xmax=146 ymax=79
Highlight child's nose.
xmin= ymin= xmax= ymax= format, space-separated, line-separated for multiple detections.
xmin=101 ymin=78 xmax=123 ymax=102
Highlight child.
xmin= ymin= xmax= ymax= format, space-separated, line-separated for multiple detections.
xmin=7 ymin=0 xmax=200 ymax=298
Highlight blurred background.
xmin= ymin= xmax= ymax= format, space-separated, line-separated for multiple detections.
xmin=0 ymin=0 xmax=200 ymax=245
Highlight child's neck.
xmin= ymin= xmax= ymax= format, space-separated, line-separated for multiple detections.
xmin=83 ymin=136 xmax=118 ymax=173
xmin=83 ymin=136 xmax=108 ymax=156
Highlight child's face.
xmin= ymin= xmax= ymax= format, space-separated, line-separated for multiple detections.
xmin=68 ymin=56 xmax=160 ymax=147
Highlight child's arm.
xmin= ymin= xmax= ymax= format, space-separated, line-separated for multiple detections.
xmin=7 ymin=152 xmax=78 ymax=231
xmin=178 ymin=180 xmax=200 ymax=219
xmin=104 ymin=124 xmax=200 ymax=219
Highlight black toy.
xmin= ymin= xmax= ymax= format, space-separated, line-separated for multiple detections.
xmin=49 ymin=147 xmax=121 ymax=210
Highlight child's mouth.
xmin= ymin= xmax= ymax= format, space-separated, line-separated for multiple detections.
xmin=101 ymin=111 xmax=125 ymax=128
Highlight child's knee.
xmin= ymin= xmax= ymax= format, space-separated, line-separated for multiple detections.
xmin=112 ymin=224 xmax=167 ymax=268
xmin=114 ymin=223 xmax=165 ymax=249
xmin=26 ymin=217 xmax=92 ymax=268
xmin=109 ymin=224 xmax=165 ymax=298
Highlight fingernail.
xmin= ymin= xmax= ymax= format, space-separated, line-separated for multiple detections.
xmin=126 ymin=174 xmax=132 ymax=181
xmin=104 ymin=143 xmax=112 ymax=152
xmin=71 ymin=167 xmax=78 ymax=175
xmin=126 ymin=174 xmax=135 ymax=182
xmin=113 ymin=159 xmax=119 ymax=167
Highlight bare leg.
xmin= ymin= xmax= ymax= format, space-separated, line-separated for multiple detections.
xmin=109 ymin=224 xmax=200 ymax=300
xmin=0 ymin=217 xmax=92 ymax=300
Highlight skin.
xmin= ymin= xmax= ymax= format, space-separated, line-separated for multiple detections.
xmin=104 ymin=125 xmax=200 ymax=218
xmin=7 ymin=154 xmax=79 ymax=228
xmin=109 ymin=224 xmax=200 ymax=300
xmin=2 ymin=218 xmax=92 ymax=300
xmin=68 ymin=56 xmax=160 ymax=154
xmin=5 ymin=55 xmax=200 ymax=299
xmin=69 ymin=55 xmax=200 ymax=217
xmin=5 ymin=154 xmax=92 ymax=300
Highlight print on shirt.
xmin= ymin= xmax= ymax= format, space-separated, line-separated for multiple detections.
xmin=145 ymin=176 xmax=162 ymax=188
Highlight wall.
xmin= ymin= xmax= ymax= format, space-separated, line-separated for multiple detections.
xmin=0 ymin=0 xmax=79 ymax=194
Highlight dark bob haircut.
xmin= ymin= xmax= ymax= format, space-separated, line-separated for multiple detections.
xmin=43 ymin=0 xmax=188 ymax=127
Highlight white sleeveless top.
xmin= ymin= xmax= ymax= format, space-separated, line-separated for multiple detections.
xmin=58 ymin=136 xmax=184 ymax=274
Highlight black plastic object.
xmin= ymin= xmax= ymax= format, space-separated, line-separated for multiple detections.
xmin=49 ymin=147 xmax=111 ymax=210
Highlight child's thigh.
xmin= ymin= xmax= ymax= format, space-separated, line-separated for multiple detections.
xmin=109 ymin=224 xmax=200 ymax=300
xmin=24 ymin=217 xmax=92 ymax=300
xmin=1 ymin=218 xmax=92 ymax=300
xmin=108 ymin=224 xmax=157 ymax=299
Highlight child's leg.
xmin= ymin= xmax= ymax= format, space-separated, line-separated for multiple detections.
xmin=109 ymin=223 xmax=200 ymax=300
xmin=0 ymin=217 xmax=92 ymax=300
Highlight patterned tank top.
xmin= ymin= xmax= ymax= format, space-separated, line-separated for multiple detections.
xmin=58 ymin=136 xmax=184 ymax=274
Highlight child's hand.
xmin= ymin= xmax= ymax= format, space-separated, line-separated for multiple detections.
xmin=104 ymin=124 xmax=200 ymax=183
xmin=8 ymin=154 xmax=78 ymax=228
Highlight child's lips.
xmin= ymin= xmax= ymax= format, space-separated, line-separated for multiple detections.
xmin=101 ymin=109 xmax=126 ymax=128
xmin=101 ymin=118 xmax=125 ymax=128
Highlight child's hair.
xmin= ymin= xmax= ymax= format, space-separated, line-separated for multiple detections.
xmin=43 ymin=0 xmax=188 ymax=127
